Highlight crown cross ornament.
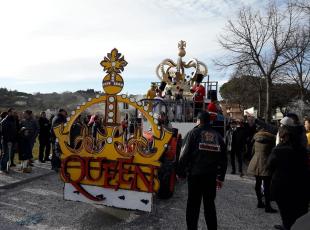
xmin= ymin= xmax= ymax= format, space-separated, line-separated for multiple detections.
xmin=100 ymin=48 xmax=127 ymax=95
xmin=53 ymin=48 xmax=173 ymax=212
xmin=100 ymin=48 xmax=128 ymax=74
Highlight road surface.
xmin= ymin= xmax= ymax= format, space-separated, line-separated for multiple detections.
xmin=0 ymin=172 xmax=281 ymax=230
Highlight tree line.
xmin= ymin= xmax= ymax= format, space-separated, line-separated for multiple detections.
xmin=0 ymin=88 xmax=100 ymax=113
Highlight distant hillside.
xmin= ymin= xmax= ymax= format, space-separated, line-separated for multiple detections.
xmin=0 ymin=88 xmax=101 ymax=113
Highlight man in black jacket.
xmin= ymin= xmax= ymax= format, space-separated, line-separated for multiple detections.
xmin=231 ymin=120 xmax=246 ymax=176
xmin=38 ymin=111 xmax=51 ymax=163
xmin=0 ymin=108 xmax=17 ymax=173
xmin=20 ymin=110 xmax=39 ymax=165
xmin=178 ymin=111 xmax=227 ymax=230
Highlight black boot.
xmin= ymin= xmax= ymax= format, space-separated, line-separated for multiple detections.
xmin=257 ymin=201 xmax=265 ymax=208
xmin=274 ymin=225 xmax=287 ymax=230
xmin=265 ymin=205 xmax=277 ymax=213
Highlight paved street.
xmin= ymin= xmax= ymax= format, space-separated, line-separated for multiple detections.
xmin=0 ymin=169 xmax=281 ymax=230
xmin=113 ymin=174 xmax=281 ymax=230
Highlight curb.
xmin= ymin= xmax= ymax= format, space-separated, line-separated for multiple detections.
xmin=0 ymin=169 xmax=56 ymax=191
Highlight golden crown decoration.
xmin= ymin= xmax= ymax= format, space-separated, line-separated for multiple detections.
xmin=156 ymin=40 xmax=208 ymax=92
xmin=53 ymin=48 xmax=173 ymax=211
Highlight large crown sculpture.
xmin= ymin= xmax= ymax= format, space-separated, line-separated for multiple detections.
xmin=54 ymin=49 xmax=173 ymax=212
xmin=156 ymin=40 xmax=208 ymax=92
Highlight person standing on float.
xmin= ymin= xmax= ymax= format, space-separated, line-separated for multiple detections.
xmin=190 ymin=74 xmax=206 ymax=118
xmin=146 ymin=83 xmax=157 ymax=99
xmin=178 ymin=111 xmax=227 ymax=230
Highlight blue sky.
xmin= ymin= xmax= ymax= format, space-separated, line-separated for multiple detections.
xmin=0 ymin=0 xmax=273 ymax=94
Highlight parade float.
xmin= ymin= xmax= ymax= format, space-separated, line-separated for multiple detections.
xmin=53 ymin=42 xmax=224 ymax=212
xmin=145 ymin=40 xmax=224 ymax=137
xmin=53 ymin=48 xmax=176 ymax=212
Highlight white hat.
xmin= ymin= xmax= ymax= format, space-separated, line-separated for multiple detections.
xmin=280 ymin=117 xmax=294 ymax=126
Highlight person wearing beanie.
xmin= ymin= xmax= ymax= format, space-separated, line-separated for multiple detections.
xmin=280 ymin=117 xmax=294 ymax=126
xmin=267 ymin=126 xmax=310 ymax=230
xmin=276 ymin=114 xmax=307 ymax=148
xmin=177 ymin=111 xmax=227 ymax=230
xmin=275 ymin=116 xmax=294 ymax=146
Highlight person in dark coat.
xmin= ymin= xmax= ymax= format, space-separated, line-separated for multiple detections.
xmin=51 ymin=109 xmax=67 ymax=172
xmin=247 ymin=128 xmax=277 ymax=213
xmin=18 ymin=126 xmax=32 ymax=173
xmin=267 ymin=125 xmax=310 ymax=230
xmin=91 ymin=115 xmax=102 ymax=149
xmin=231 ymin=120 xmax=246 ymax=176
xmin=0 ymin=108 xmax=18 ymax=173
xmin=178 ymin=111 xmax=227 ymax=230
xmin=70 ymin=115 xmax=83 ymax=149
xmin=20 ymin=110 xmax=39 ymax=164
xmin=10 ymin=110 xmax=20 ymax=166
xmin=38 ymin=111 xmax=51 ymax=163
xmin=225 ymin=120 xmax=236 ymax=166
xmin=286 ymin=113 xmax=307 ymax=148
xmin=0 ymin=112 xmax=8 ymax=155
xmin=244 ymin=116 xmax=257 ymax=161
xmin=121 ymin=113 xmax=129 ymax=141
xmin=175 ymin=88 xmax=184 ymax=122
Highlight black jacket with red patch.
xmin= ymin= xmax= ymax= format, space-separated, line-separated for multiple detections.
xmin=178 ymin=124 xmax=227 ymax=181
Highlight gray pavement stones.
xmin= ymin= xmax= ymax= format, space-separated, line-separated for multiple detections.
xmin=0 ymin=170 xmax=284 ymax=230
xmin=111 ymin=174 xmax=281 ymax=230
xmin=0 ymin=161 xmax=54 ymax=190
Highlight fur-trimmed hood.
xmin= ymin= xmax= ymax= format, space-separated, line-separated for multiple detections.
xmin=254 ymin=131 xmax=275 ymax=144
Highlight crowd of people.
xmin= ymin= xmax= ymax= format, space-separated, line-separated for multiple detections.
xmin=0 ymin=108 xmax=70 ymax=173
xmin=252 ymin=114 xmax=309 ymax=230
xmin=1 ymin=90 xmax=309 ymax=230
xmin=0 ymin=108 xmax=39 ymax=173
xmin=0 ymin=107 xmax=148 ymax=175
xmin=177 ymin=110 xmax=310 ymax=230
xmin=224 ymin=113 xmax=310 ymax=230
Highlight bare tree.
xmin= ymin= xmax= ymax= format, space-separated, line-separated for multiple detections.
xmin=282 ymin=26 xmax=310 ymax=101
xmin=216 ymin=2 xmax=301 ymax=122
xmin=295 ymin=0 xmax=310 ymax=13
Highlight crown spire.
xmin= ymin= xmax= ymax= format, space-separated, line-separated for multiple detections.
xmin=100 ymin=48 xmax=128 ymax=95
